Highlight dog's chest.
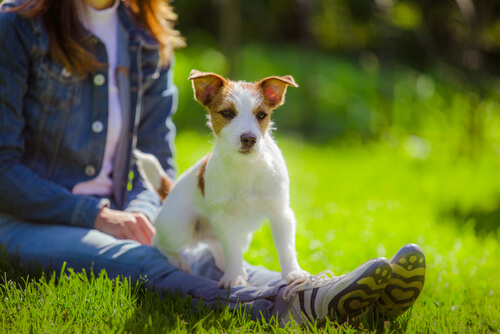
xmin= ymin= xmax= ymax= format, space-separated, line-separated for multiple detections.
xmin=203 ymin=151 xmax=287 ymax=218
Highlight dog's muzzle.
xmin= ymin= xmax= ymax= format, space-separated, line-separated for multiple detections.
xmin=239 ymin=133 xmax=257 ymax=153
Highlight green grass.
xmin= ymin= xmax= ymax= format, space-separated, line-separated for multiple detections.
xmin=1 ymin=131 xmax=499 ymax=333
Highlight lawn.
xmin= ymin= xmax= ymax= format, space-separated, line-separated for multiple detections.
xmin=1 ymin=131 xmax=498 ymax=333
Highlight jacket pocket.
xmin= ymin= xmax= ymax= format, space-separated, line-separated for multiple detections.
xmin=29 ymin=56 xmax=88 ymax=175
xmin=38 ymin=56 xmax=86 ymax=110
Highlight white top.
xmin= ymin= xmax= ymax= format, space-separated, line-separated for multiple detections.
xmin=73 ymin=0 xmax=123 ymax=196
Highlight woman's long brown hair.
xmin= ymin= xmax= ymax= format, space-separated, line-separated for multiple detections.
xmin=7 ymin=0 xmax=185 ymax=74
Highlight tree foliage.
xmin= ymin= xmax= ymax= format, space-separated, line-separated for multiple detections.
xmin=174 ymin=0 xmax=500 ymax=75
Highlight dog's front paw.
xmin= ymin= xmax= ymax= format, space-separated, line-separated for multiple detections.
xmin=218 ymin=274 xmax=248 ymax=289
xmin=282 ymin=270 xmax=310 ymax=284
xmin=166 ymin=253 xmax=192 ymax=273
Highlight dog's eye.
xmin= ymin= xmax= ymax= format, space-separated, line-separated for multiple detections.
xmin=219 ymin=110 xmax=236 ymax=119
xmin=256 ymin=111 xmax=267 ymax=120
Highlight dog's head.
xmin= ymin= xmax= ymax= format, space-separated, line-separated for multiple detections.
xmin=188 ymin=70 xmax=297 ymax=154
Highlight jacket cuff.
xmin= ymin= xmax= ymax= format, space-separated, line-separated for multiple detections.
xmin=125 ymin=201 xmax=158 ymax=223
xmin=124 ymin=190 xmax=161 ymax=223
xmin=71 ymin=196 xmax=109 ymax=229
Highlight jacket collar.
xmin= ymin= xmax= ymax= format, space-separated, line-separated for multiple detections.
xmin=117 ymin=2 xmax=160 ymax=49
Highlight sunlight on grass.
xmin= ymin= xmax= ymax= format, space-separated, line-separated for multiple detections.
xmin=1 ymin=131 xmax=498 ymax=333
xmin=173 ymin=130 xmax=500 ymax=332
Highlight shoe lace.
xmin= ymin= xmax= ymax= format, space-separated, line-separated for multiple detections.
xmin=282 ymin=270 xmax=335 ymax=300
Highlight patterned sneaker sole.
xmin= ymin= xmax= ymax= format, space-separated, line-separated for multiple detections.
xmin=327 ymin=258 xmax=392 ymax=324
xmin=376 ymin=244 xmax=426 ymax=317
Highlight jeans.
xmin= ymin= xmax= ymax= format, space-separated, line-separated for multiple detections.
xmin=0 ymin=216 xmax=287 ymax=320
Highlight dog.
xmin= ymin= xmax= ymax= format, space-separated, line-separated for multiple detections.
xmin=134 ymin=70 xmax=309 ymax=288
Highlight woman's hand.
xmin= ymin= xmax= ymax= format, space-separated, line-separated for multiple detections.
xmin=94 ymin=207 xmax=156 ymax=245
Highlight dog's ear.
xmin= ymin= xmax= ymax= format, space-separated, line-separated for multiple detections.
xmin=188 ymin=70 xmax=227 ymax=106
xmin=257 ymin=75 xmax=298 ymax=108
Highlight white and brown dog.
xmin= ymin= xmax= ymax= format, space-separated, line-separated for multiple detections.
xmin=134 ymin=70 xmax=309 ymax=288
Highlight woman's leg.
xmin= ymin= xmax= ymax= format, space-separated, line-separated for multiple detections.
xmin=181 ymin=246 xmax=285 ymax=288
xmin=0 ymin=217 xmax=400 ymax=326
xmin=0 ymin=217 xmax=280 ymax=320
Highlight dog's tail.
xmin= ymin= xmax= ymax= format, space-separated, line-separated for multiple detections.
xmin=133 ymin=150 xmax=173 ymax=201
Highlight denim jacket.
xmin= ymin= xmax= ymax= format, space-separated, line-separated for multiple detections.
xmin=0 ymin=2 xmax=176 ymax=228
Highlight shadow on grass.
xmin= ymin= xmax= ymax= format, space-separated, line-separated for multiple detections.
xmin=0 ymin=245 xmax=49 ymax=288
xmin=442 ymin=200 xmax=500 ymax=237
xmin=333 ymin=306 xmax=413 ymax=334
xmin=123 ymin=285 xmax=415 ymax=333
xmin=121 ymin=286 xmax=274 ymax=333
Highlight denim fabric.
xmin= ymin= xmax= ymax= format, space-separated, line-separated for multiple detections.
xmin=0 ymin=217 xmax=284 ymax=320
xmin=0 ymin=1 xmax=176 ymax=227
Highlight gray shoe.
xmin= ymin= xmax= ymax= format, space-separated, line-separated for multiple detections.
xmin=278 ymin=257 xmax=392 ymax=327
xmin=375 ymin=243 xmax=426 ymax=317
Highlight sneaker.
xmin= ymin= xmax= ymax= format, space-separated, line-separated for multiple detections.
xmin=375 ymin=243 xmax=426 ymax=317
xmin=277 ymin=257 xmax=392 ymax=327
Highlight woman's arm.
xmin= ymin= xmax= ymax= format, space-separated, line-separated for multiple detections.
xmin=0 ymin=10 xmax=103 ymax=228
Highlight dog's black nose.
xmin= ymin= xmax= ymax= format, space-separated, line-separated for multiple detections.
xmin=240 ymin=133 xmax=257 ymax=148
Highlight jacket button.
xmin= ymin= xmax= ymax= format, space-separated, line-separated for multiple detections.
xmin=85 ymin=165 xmax=96 ymax=177
xmin=92 ymin=120 xmax=104 ymax=133
xmin=62 ymin=67 xmax=71 ymax=78
xmin=93 ymin=74 xmax=106 ymax=86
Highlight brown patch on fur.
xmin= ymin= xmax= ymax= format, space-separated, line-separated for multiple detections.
xmin=207 ymin=95 xmax=237 ymax=135
xmin=253 ymin=106 xmax=273 ymax=135
xmin=157 ymin=174 xmax=173 ymax=201
xmin=257 ymin=76 xmax=298 ymax=108
xmin=189 ymin=70 xmax=238 ymax=136
xmin=252 ymin=76 xmax=297 ymax=135
xmin=188 ymin=70 xmax=227 ymax=107
xmin=197 ymin=153 xmax=211 ymax=197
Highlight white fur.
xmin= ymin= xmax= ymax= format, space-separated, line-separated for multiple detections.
xmin=135 ymin=81 xmax=308 ymax=288
xmin=133 ymin=150 xmax=169 ymax=193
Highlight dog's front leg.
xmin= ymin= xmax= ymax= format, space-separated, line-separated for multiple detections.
xmin=269 ymin=207 xmax=309 ymax=283
xmin=212 ymin=219 xmax=248 ymax=288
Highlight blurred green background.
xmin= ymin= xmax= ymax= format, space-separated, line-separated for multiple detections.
xmin=172 ymin=0 xmax=500 ymax=235
xmin=172 ymin=0 xmax=500 ymax=150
